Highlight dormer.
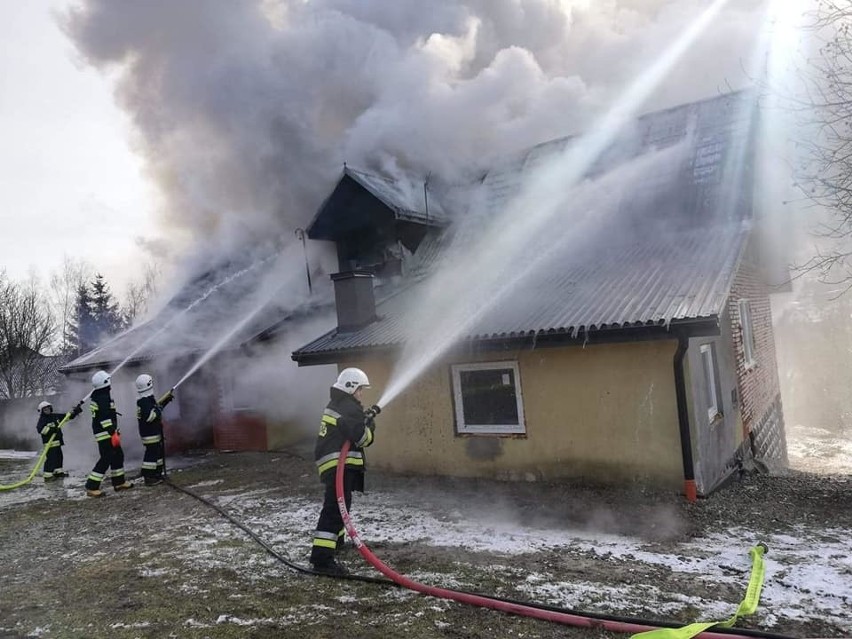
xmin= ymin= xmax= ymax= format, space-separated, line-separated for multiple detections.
xmin=307 ymin=167 xmax=448 ymax=280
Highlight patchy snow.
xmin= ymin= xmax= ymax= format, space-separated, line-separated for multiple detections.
xmin=0 ymin=462 xmax=88 ymax=510
xmin=787 ymin=424 xmax=852 ymax=474
xmin=200 ymin=488 xmax=852 ymax=631
xmin=0 ymin=450 xmax=38 ymax=459
xmin=109 ymin=621 xmax=151 ymax=629
xmin=186 ymin=479 xmax=224 ymax=488
xmin=139 ymin=567 xmax=170 ymax=578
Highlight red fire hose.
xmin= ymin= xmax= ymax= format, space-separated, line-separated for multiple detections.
xmin=335 ymin=440 xmax=769 ymax=639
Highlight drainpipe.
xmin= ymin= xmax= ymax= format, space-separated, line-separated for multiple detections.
xmin=673 ymin=333 xmax=698 ymax=502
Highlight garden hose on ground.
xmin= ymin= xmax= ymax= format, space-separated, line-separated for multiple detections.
xmin=0 ymin=413 xmax=72 ymax=491
xmin=160 ymin=452 xmax=795 ymax=639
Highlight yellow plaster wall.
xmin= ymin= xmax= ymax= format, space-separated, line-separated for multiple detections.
xmin=353 ymin=340 xmax=683 ymax=489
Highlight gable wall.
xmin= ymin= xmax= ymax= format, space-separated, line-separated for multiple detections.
xmin=728 ymin=245 xmax=787 ymax=465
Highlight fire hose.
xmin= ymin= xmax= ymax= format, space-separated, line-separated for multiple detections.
xmin=2 ymin=420 xmax=795 ymax=639
xmin=0 ymin=387 xmax=175 ymax=491
xmin=164 ymin=464 xmax=793 ymax=639
xmin=0 ymin=411 xmax=75 ymax=491
xmin=334 ymin=441 xmax=787 ymax=639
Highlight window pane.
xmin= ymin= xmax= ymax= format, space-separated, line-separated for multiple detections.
xmin=701 ymin=348 xmax=717 ymax=411
xmin=459 ymin=368 xmax=519 ymax=425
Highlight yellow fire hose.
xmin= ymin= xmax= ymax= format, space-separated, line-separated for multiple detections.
xmin=631 ymin=543 xmax=768 ymax=639
xmin=0 ymin=412 xmax=74 ymax=491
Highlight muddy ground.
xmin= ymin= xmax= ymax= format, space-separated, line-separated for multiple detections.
xmin=1 ymin=451 xmax=850 ymax=639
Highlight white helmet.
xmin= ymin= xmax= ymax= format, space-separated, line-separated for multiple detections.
xmin=135 ymin=374 xmax=154 ymax=396
xmin=92 ymin=370 xmax=111 ymax=390
xmin=333 ymin=368 xmax=370 ymax=394
xmin=37 ymin=401 xmax=52 ymax=412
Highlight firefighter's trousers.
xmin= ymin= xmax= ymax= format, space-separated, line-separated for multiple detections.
xmin=141 ymin=439 xmax=164 ymax=480
xmin=43 ymin=445 xmax=63 ymax=479
xmin=309 ymin=473 xmax=355 ymax=566
xmin=85 ymin=439 xmax=127 ymax=490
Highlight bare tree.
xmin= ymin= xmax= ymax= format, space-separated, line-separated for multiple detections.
xmin=791 ymin=2 xmax=852 ymax=287
xmin=123 ymin=261 xmax=162 ymax=324
xmin=49 ymin=255 xmax=92 ymax=355
xmin=0 ymin=272 xmax=58 ymax=399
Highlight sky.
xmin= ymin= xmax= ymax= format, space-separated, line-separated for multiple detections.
xmin=0 ymin=0 xmax=156 ymax=295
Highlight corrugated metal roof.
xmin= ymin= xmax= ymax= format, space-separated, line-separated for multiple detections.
xmin=344 ymin=168 xmax=449 ymax=223
xmin=293 ymin=223 xmax=748 ymax=358
xmin=61 ymin=251 xmax=332 ymax=373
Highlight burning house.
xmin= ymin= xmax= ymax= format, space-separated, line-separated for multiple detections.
xmin=292 ymin=91 xmax=789 ymax=498
xmin=59 ymin=249 xmax=339 ymax=454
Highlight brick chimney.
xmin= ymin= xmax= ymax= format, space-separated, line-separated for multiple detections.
xmin=331 ymin=271 xmax=376 ymax=331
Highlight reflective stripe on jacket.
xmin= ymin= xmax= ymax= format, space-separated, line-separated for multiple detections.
xmin=314 ymin=387 xmax=375 ymax=485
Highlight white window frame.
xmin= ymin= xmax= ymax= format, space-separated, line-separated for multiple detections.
xmin=738 ymin=299 xmax=757 ymax=368
xmin=451 ymin=361 xmax=526 ymax=435
xmin=700 ymin=344 xmax=721 ymax=424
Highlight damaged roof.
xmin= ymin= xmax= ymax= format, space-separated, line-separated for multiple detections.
xmin=291 ymin=224 xmax=749 ymax=363
xmin=307 ymin=167 xmax=448 ymax=241
xmin=61 ymin=251 xmax=331 ymax=374
xmin=293 ymin=90 xmax=760 ymax=363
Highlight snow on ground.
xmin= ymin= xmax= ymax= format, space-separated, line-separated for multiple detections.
xmin=2 ymin=452 xmax=850 ymax=636
xmin=787 ymin=424 xmax=852 ymax=474
xmin=208 ymin=489 xmax=852 ymax=630
xmin=0 ymin=449 xmax=37 ymax=460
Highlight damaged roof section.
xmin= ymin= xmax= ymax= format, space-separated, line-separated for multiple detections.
xmin=307 ymin=166 xmax=449 ymax=242
xmin=61 ymin=250 xmax=331 ymax=374
xmin=292 ymin=223 xmax=749 ymax=363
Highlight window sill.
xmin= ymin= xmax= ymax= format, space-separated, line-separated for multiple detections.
xmin=708 ymin=413 xmax=724 ymax=427
xmin=457 ymin=431 xmax=527 ymax=439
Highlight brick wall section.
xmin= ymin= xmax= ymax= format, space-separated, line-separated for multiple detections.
xmin=213 ymin=413 xmax=268 ymax=452
xmin=728 ymin=245 xmax=788 ymax=464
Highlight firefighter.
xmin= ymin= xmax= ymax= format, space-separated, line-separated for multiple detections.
xmin=309 ymin=367 xmax=381 ymax=575
xmin=85 ymin=370 xmax=133 ymax=497
xmin=135 ymin=374 xmax=174 ymax=486
xmin=35 ymin=400 xmax=83 ymax=481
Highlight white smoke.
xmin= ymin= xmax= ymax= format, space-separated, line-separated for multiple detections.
xmin=63 ymin=0 xmax=767 ymax=243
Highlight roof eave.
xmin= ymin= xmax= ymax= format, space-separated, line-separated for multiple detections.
xmin=291 ymin=317 xmax=720 ymax=366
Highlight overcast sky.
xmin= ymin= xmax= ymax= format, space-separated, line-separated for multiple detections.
xmin=0 ymin=1 xmax=156 ymax=295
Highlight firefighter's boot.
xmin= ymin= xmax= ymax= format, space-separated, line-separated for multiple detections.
xmin=86 ymin=489 xmax=104 ymax=498
xmin=311 ymin=559 xmax=349 ymax=576
xmin=114 ymin=482 xmax=134 ymax=492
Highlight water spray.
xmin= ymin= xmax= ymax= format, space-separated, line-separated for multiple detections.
xmin=377 ymin=0 xmax=732 ymax=409
xmin=0 ymin=257 xmax=277 ymax=491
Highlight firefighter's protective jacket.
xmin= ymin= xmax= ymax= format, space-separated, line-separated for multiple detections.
xmin=90 ymin=388 xmax=117 ymax=443
xmin=36 ymin=412 xmax=66 ymax=447
xmin=314 ymin=387 xmax=375 ymax=489
xmin=136 ymin=395 xmax=163 ymax=445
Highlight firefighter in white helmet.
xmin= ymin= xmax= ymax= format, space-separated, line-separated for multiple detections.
xmin=85 ymin=370 xmax=133 ymax=497
xmin=309 ymin=367 xmax=381 ymax=575
xmin=135 ymin=373 xmax=175 ymax=486
xmin=35 ymin=400 xmax=83 ymax=481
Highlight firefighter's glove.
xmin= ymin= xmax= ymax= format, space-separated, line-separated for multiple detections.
xmin=69 ymin=403 xmax=83 ymax=419
xmin=364 ymin=405 xmax=380 ymax=430
xmin=110 ymin=431 xmax=121 ymax=448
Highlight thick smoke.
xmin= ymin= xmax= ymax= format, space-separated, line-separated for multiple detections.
xmin=63 ymin=0 xmax=766 ymax=245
